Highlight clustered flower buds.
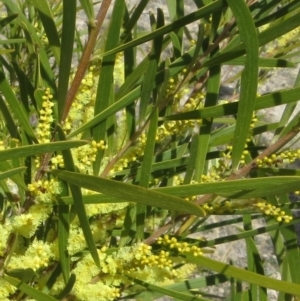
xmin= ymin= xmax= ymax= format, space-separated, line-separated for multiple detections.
xmin=35 ymin=88 xmax=54 ymax=144
xmin=254 ymin=201 xmax=293 ymax=223
xmin=157 ymin=235 xmax=203 ymax=257
xmin=72 ymin=140 xmax=107 ymax=172
xmin=256 ymin=149 xmax=300 ymax=168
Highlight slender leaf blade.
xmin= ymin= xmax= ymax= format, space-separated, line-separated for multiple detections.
xmin=56 ymin=126 xmax=100 ymax=268
xmin=226 ymin=0 xmax=259 ymax=169
xmin=185 ymin=254 xmax=300 ymax=296
xmin=4 ymin=275 xmax=59 ymax=301
xmin=57 ymin=0 xmax=76 ymax=120
xmin=52 ymin=170 xmax=206 ymax=216
xmin=0 ymin=141 xmax=87 ymax=161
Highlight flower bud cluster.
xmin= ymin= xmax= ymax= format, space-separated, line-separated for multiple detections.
xmin=73 ymin=140 xmax=107 ymax=172
xmin=222 ymin=138 xmax=252 ymax=166
xmin=0 ymin=278 xmax=16 ymax=300
xmin=114 ymin=52 xmax=124 ymax=88
xmin=157 ymin=235 xmax=203 ymax=257
xmin=0 ymin=223 xmax=11 ymax=256
xmin=50 ymin=154 xmax=64 ymax=169
xmin=202 ymin=200 xmax=234 ymax=214
xmin=7 ymin=240 xmax=54 ymax=271
xmin=110 ymin=73 xmax=204 ymax=175
xmin=254 ymin=201 xmax=293 ymax=223
xmin=156 ymin=85 xmax=204 ymax=142
xmin=201 ymin=172 xmax=221 ymax=183
xmin=35 ymin=88 xmax=54 ymax=144
xmin=12 ymin=204 xmax=52 ymax=238
xmin=27 ymin=178 xmax=61 ymax=203
xmin=133 ymin=243 xmax=173 ymax=269
xmin=64 ymin=65 xmax=99 ymax=133
xmin=111 ymin=134 xmax=146 ymax=173
xmin=256 ymin=149 xmax=300 ymax=168
xmin=260 ymin=24 xmax=300 ymax=57
xmin=52 ymin=242 xmax=182 ymax=301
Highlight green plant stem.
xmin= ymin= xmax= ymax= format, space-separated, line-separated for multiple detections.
xmin=60 ymin=0 xmax=112 ymax=123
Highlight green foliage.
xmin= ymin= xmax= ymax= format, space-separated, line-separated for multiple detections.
xmin=0 ymin=0 xmax=300 ymax=300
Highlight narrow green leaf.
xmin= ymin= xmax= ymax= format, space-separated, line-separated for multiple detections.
xmin=139 ymin=9 xmax=164 ymax=120
xmin=0 ymin=161 xmax=26 ymax=190
xmin=185 ymin=254 xmax=300 ymax=296
xmin=58 ymin=193 xmax=122 ymax=205
xmin=57 ymin=202 xmax=70 ymax=283
xmin=4 ymin=275 xmax=59 ymax=301
xmin=0 ymin=39 xmax=25 ymax=45
xmin=163 ymin=86 xmax=300 ymax=120
xmin=123 ymin=17 xmax=136 ymax=139
xmin=0 ymin=140 xmax=87 ymax=161
xmin=57 ymin=0 xmax=76 ymax=120
xmin=258 ymin=10 xmax=300 ymax=48
xmin=195 ymin=63 xmax=220 ymax=181
xmin=184 ymin=135 xmax=200 ymax=184
xmin=101 ymin=0 xmax=226 ymax=58
xmin=122 ymin=0 xmax=149 ymax=40
xmin=198 ymin=218 xmax=300 ymax=248
xmin=128 ymin=277 xmax=212 ymax=301
xmin=158 ymin=177 xmax=300 ymax=198
xmin=277 ymin=256 xmax=291 ymax=301
xmin=243 ymin=215 xmax=266 ymax=301
xmin=119 ymin=205 xmax=136 ymax=247
xmin=204 ymin=11 xmax=300 ymax=68
xmin=134 ymin=274 xmax=228 ymax=299
xmin=56 ymin=125 xmax=100 ymax=269
xmin=0 ymin=68 xmax=37 ymax=142
xmin=225 ymin=57 xmax=294 ymax=68
xmin=226 ymin=0 xmax=259 ymax=169
xmin=0 ymin=13 xmax=18 ymax=30
xmin=30 ymin=0 xmax=61 ymax=61
xmin=51 ymin=170 xmax=206 ymax=216
xmin=209 ymin=122 xmax=279 ymax=148
xmin=0 ymin=95 xmax=20 ymax=140
xmin=79 ymin=0 xmax=94 ymax=22
xmin=136 ymin=109 xmax=158 ymax=240
xmin=167 ymin=0 xmax=184 ymax=58
xmin=1 ymin=0 xmax=55 ymax=85
xmin=280 ymin=222 xmax=300 ymax=284
xmin=0 ymin=48 xmax=15 ymax=54
xmin=55 ymin=273 xmax=76 ymax=300
xmin=0 ymin=166 xmax=26 ymax=181
xmin=253 ymin=0 xmax=300 ymax=27
xmin=67 ymin=86 xmax=141 ymax=138
xmin=93 ymin=0 xmax=125 ymax=174
xmin=5 ymin=268 xmax=36 ymax=283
